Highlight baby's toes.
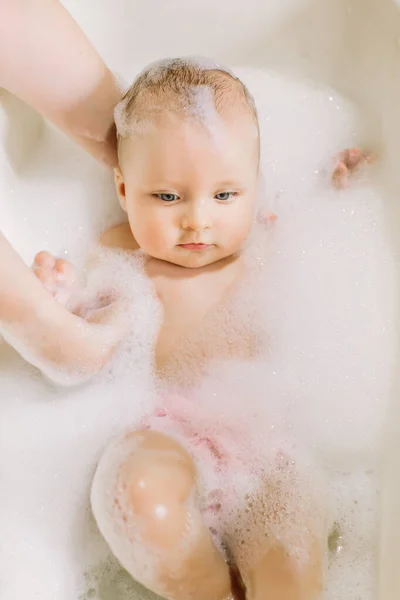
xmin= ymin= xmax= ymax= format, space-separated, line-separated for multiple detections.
xmin=34 ymin=250 xmax=56 ymax=269
xmin=54 ymin=258 xmax=77 ymax=287
xmin=33 ymin=265 xmax=58 ymax=294
xmin=32 ymin=254 xmax=79 ymax=308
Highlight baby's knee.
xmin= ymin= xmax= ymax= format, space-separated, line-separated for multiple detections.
xmin=92 ymin=430 xmax=199 ymax=550
xmin=121 ymin=430 xmax=195 ymax=500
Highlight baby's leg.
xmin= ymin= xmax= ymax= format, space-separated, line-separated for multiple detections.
xmin=240 ymin=534 xmax=322 ymax=600
xmin=91 ymin=430 xmax=232 ymax=600
xmin=229 ymin=468 xmax=324 ymax=600
xmin=0 ymin=242 xmax=125 ymax=381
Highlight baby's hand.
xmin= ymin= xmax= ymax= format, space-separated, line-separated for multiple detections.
xmin=332 ymin=147 xmax=374 ymax=189
xmin=32 ymin=251 xmax=79 ymax=309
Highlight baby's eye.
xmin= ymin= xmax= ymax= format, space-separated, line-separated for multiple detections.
xmin=215 ymin=192 xmax=235 ymax=201
xmin=155 ymin=193 xmax=179 ymax=202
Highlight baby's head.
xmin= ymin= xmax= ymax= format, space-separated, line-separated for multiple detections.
xmin=114 ymin=58 xmax=260 ymax=268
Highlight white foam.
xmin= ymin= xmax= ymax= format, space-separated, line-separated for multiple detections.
xmin=0 ymin=68 xmax=396 ymax=600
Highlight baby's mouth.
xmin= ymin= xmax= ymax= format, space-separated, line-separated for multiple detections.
xmin=177 ymin=243 xmax=213 ymax=251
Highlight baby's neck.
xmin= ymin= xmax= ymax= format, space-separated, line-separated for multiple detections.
xmin=145 ymin=252 xmax=242 ymax=279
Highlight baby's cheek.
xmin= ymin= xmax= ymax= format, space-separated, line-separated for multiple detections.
xmin=234 ymin=230 xmax=251 ymax=251
xmin=144 ymin=220 xmax=170 ymax=253
xmin=129 ymin=209 xmax=161 ymax=249
xmin=228 ymin=219 xmax=253 ymax=249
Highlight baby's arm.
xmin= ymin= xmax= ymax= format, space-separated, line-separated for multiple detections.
xmin=0 ymin=236 xmax=125 ymax=384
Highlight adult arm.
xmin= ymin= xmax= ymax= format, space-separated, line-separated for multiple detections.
xmin=0 ymin=0 xmax=122 ymax=166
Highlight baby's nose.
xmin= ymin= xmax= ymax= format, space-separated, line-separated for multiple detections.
xmin=181 ymin=200 xmax=211 ymax=231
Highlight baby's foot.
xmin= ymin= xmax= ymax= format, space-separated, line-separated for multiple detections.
xmin=332 ymin=147 xmax=374 ymax=189
xmin=32 ymin=251 xmax=79 ymax=309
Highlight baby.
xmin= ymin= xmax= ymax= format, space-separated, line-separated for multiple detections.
xmin=1 ymin=59 xmax=370 ymax=600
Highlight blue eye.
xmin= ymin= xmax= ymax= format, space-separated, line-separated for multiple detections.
xmin=156 ymin=193 xmax=179 ymax=202
xmin=215 ymin=192 xmax=235 ymax=201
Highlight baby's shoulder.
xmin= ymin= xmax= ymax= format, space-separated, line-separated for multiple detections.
xmin=88 ymin=223 xmax=148 ymax=291
xmin=99 ymin=222 xmax=140 ymax=251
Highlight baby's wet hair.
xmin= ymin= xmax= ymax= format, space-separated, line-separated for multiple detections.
xmin=115 ymin=57 xmax=259 ymax=159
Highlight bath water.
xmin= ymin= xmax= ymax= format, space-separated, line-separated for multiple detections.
xmin=0 ymin=68 xmax=395 ymax=600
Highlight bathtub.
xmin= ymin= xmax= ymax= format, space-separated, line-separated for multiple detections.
xmin=1 ymin=0 xmax=400 ymax=598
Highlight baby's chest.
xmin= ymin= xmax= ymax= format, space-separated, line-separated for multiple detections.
xmin=151 ymin=269 xmax=262 ymax=375
xmin=156 ymin=274 xmax=224 ymax=332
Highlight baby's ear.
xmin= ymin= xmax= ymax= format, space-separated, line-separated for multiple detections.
xmin=114 ymin=167 xmax=127 ymax=211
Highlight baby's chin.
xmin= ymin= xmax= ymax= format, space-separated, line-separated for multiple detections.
xmin=148 ymin=247 xmax=232 ymax=269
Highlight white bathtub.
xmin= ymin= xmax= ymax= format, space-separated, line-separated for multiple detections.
xmin=1 ymin=0 xmax=400 ymax=598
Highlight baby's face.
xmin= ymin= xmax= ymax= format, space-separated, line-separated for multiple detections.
xmin=115 ymin=113 xmax=259 ymax=268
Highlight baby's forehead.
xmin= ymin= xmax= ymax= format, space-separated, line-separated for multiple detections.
xmin=122 ymin=110 xmax=258 ymax=157
xmin=119 ymin=120 xmax=259 ymax=190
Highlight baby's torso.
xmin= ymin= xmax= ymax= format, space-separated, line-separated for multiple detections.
xmin=100 ymin=223 xmax=263 ymax=380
